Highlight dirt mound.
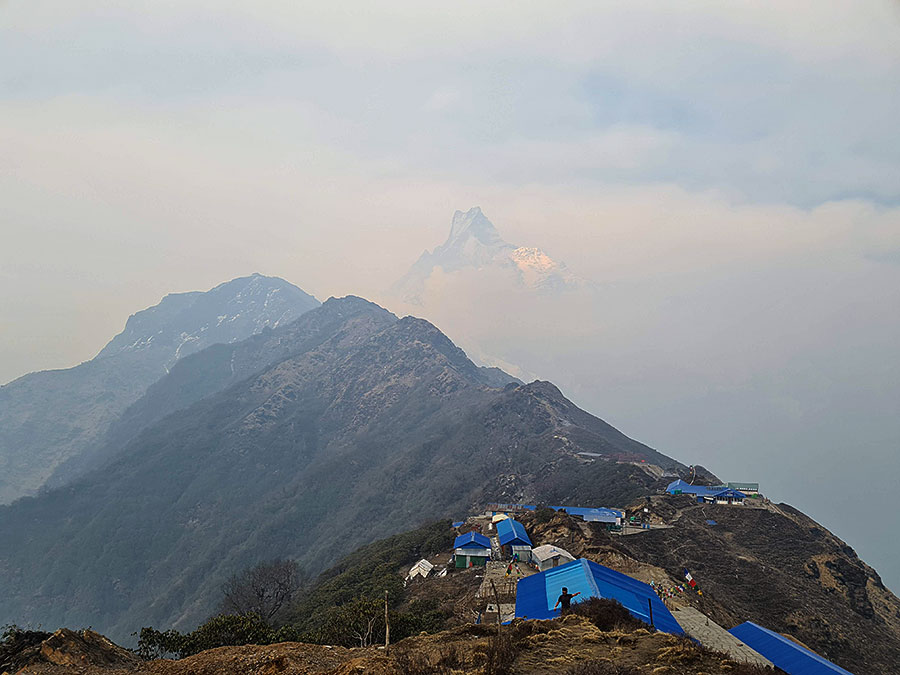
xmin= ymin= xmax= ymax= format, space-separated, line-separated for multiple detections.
xmin=2 ymin=628 xmax=140 ymax=674
xmin=6 ymin=617 xmax=770 ymax=675
xmin=139 ymin=642 xmax=356 ymax=675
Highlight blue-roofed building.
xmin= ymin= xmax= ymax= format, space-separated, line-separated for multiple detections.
xmin=453 ymin=531 xmax=492 ymax=568
xmin=552 ymin=506 xmax=624 ymax=524
xmin=729 ymin=622 xmax=854 ymax=675
xmin=666 ymin=480 xmax=746 ymax=505
xmin=666 ymin=479 xmax=723 ymax=496
xmin=515 ymin=559 xmax=683 ymax=635
xmin=496 ymin=518 xmax=532 ymax=559
xmin=705 ymin=488 xmax=747 ymax=505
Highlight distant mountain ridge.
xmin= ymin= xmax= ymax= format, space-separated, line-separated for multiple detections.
xmin=392 ymin=207 xmax=586 ymax=303
xmin=96 ymin=274 xmax=316 ymax=369
xmin=0 ymin=295 xmax=678 ymax=641
xmin=0 ymin=274 xmax=319 ymax=503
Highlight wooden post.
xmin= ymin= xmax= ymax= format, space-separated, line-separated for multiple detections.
xmin=490 ymin=580 xmax=503 ymax=634
xmin=384 ymin=590 xmax=390 ymax=649
xmin=648 ymin=598 xmax=654 ymax=629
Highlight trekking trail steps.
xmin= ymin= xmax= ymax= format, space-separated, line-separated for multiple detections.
xmin=673 ymin=606 xmax=774 ymax=668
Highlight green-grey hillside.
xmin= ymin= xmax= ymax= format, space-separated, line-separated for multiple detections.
xmin=0 ymin=274 xmax=319 ymax=503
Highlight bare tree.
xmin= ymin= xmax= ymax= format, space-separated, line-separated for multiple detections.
xmin=220 ymin=559 xmax=301 ymax=622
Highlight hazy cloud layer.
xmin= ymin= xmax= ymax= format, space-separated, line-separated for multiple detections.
xmin=2 ymin=2 xmax=900 ymax=587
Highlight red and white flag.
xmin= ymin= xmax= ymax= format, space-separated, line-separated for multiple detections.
xmin=684 ymin=569 xmax=697 ymax=588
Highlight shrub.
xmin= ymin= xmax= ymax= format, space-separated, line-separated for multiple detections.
xmin=220 ymin=559 xmax=301 ymax=622
xmin=1 ymin=625 xmax=51 ymax=672
xmin=535 ymin=507 xmax=557 ymax=524
xmin=480 ymin=631 xmax=521 ymax=675
xmin=570 ymin=598 xmax=647 ymax=632
xmin=135 ymin=613 xmax=281 ymax=660
xmin=392 ymin=646 xmax=463 ymax=674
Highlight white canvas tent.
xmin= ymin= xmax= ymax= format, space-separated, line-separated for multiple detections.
xmin=407 ymin=558 xmax=435 ymax=580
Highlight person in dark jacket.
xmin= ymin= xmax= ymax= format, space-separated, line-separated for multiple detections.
xmin=553 ymin=587 xmax=581 ymax=613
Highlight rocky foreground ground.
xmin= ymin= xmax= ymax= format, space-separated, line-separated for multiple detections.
xmin=5 ymin=616 xmax=774 ymax=675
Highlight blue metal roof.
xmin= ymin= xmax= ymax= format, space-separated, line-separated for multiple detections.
xmin=729 ymin=622 xmax=853 ymax=675
xmin=552 ymin=506 xmax=624 ymax=522
xmin=666 ymin=479 xmax=730 ymax=497
xmin=514 ymin=559 xmax=683 ymax=635
xmin=711 ymin=488 xmax=747 ymax=499
xmin=496 ymin=518 xmax=532 ymax=547
xmin=453 ymin=531 xmax=491 ymax=550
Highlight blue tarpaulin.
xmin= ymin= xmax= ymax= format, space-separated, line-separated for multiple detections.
xmin=729 ymin=622 xmax=854 ymax=675
xmin=496 ymin=518 xmax=532 ymax=547
xmin=514 ymin=559 xmax=683 ymax=635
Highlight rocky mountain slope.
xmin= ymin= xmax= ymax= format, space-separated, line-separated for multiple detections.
xmin=0 ymin=297 xmax=678 ymax=643
xmin=288 ymin=496 xmax=900 ymax=674
xmin=0 ymin=274 xmax=319 ymax=503
xmin=392 ymin=207 xmax=585 ymax=303
xmin=506 ymin=499 xmax=900 ymax=674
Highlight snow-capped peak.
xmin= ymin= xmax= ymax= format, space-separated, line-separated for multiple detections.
xmin=445 ymin=206 xmax=504 ymax=248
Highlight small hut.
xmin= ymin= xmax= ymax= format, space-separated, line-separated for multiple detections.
xmin=530 ymin=544 xmax=576 ymax=571
xmin=453 ymin=532 xmax=492 ymax=568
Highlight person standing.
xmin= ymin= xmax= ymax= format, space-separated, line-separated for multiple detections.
xmin=553 ymin=587 xmax=581 ymax=613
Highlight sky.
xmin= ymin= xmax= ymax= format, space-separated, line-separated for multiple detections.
xmin=2 ymin=2 xmax=900 ymax=587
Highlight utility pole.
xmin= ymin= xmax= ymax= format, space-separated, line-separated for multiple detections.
xmin=384 ymin=590 xmax=390 ymax=649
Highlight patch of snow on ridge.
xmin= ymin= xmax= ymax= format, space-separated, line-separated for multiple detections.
xmin=510 ymin=247 xmax=558 ymax=273
xmin=509 ymin=246 xmax=581 ymax=291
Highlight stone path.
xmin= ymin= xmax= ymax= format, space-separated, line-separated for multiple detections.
xmin=673 ymin=606 xmax=774 ymax=668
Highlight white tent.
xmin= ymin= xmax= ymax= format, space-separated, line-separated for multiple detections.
xmin=530 ymin=544 xmax=576 ymax=571
xmin=407 ymin=558 xmax=435 ymax=580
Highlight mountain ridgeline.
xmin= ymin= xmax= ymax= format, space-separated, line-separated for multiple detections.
xmin=0 ymin=274 xmax=319 ymax=503
xmin=0 ymin=294 xmax=679 ymax=642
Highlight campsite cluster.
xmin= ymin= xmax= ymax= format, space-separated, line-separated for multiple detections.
xmin=404 ymin=490 xmax=855 ymax=675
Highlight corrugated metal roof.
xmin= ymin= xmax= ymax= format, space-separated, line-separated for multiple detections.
xmin=711 ymin=488 xmax=747 ymax=499
xmin=531 ymin=544 xmax=575 ymax=563
xmin=728 ymin=622 xmax=853 ymax=675
xmin=453 ymin=531 xmax=492 ymax=550
xmin=553 ymin=506 xmax=624 ymax=521
xmin=488 ymin=503 xmax=537 ymax=512
xmin=666 ymin=479 xmax=730 ymax=497
xmin=514 ymin=558 xmax=683 ymax=635
xmin=496 ymin=518 xmax=532 ymax=547
xmin=727 ymin=482 xmax=759 ymax=491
